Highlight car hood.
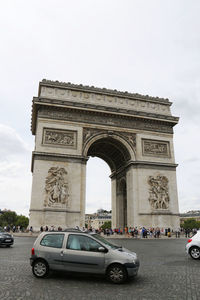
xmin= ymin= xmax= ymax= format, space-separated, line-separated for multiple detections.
xmin=113 ymin=247 xmax=138 ymax=259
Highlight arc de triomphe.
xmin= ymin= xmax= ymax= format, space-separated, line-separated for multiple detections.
xmin=29 ymin=79 xmax=180 ymax=230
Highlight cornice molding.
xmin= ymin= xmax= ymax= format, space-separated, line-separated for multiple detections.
xmin=35 ymin=96 xmax=179 ymax=121
xmin=30 ymin=208 xmax=81 ymax=213
xmin=139 ymin=212 xmax=180 ymax=216
xmin=110 ymin=161 xmax=178 ymax=178
xmin=32 ymin=104 xmax=177 ymax=135
xmin=31 ymin=151 xmax=88 ymax=172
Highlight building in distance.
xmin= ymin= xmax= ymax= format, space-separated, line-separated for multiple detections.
xmin=180 ymin=210 xmax=200 ymax=225
xmin=85 ymin=209 xmax=112 ymax=229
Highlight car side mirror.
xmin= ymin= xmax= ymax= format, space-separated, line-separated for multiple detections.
xmin=98 ymin=246 xmax=108 ymax=253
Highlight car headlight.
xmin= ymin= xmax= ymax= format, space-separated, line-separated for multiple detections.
xmin=131 ymin=253 xmax=137 ymax=259
xmin=133 ymin=257 xmax=138 ymax=263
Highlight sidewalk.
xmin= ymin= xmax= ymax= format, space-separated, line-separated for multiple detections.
xmin=12 ymin=231 xmax=189 ymax=239
xmin=106 ymin=234 xmax=188 ymax=239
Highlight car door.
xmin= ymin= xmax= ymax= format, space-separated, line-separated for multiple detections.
xmin=61 ymin=234 xmax=106 ymax=274
xmin=39 ymin=233 xmax=65 ymax=270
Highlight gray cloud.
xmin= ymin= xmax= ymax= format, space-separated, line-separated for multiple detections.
xmin=0 ymin=125 xmax=30 ymax=160
xmin=0 ymin=0 xmax=200 ymax=215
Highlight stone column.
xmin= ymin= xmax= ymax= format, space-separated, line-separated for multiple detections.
xmin=111 ymin=177 xmax=117 ymax=229
xmin=79 ymin=163 xmax=86 ymax=228
xmin=126 ymin=167 xmax=139 ymax=227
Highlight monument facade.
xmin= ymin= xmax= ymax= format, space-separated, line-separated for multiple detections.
xmin=29 ymin=79 xmax=180 ymax=230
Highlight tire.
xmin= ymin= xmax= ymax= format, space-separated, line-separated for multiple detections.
xmin=106 ymin=264 xmax=128 ymax=284
xmin=32 ymin=259 xmax=49 ymax=278
xmin=189 ymin=246 xmax=200 ymax=260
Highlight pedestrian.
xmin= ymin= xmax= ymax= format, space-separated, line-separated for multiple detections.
xmin=134 ymin=227 xmax=138 ymax=238
xmin=125 ymin=227 xmax=128 ymax=237
xmin=30 ymin=226 xmax=33 ymax=235
xmin=156 ymin=228 xmax=160 ymax=238
xmin=131 ymin=227 xmax=134 ymax=238
xmin=50 ymin=225 xmax=55 ymax=231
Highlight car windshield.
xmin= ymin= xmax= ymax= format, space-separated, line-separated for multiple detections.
xmin=92 ymin=234 xmax=121 ymax=249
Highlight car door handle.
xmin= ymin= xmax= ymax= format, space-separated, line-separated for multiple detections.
xmin=60 ymin=250 xmax=64 ymax=257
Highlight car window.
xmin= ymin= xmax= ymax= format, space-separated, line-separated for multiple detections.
xmin=67 ymin=234 xmax=102 ymax=252
xmin=40 ymin=234 xmax=64 ymax=248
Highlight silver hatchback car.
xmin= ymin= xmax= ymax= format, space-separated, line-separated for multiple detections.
xmin=30 ymin=229 xmax=139 ymax=283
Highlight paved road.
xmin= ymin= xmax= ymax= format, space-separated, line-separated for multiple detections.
xmin=0 ymin=237 xmax=199 ymax=300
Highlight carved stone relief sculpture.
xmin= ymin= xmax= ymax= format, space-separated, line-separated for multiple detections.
xmin=44 ymin=167 xmax=70 ymax=208
xmin=83 ymin=127 xmax=136 ymax=151
xmin=142 ymin=139 xmax=170 ymax=157
xmin=43 ymin=128 xmax=77 ymax=148
xmin=83 ymin=128 xmax=103 ymax=144
xmin=148 ymin=175 xmax=170 ymax=210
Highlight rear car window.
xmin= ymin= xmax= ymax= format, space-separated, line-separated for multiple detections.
xmin=40 ymin=234 xmax=64 ymax=248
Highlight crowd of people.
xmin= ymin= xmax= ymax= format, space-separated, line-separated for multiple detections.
xmin=100 ymin=227 xmax=162 ymax=238
xmin=3 ymin=224 xmax=198 ymax=239
xmin=89 ymin=226 xmax=198 ymax=238
xmin=2 ymin=225 xmax=26 ymax=233
xmin=39 ymin=225 xmax=62 ymax=232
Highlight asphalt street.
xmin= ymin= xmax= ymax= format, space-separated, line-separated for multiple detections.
xmin=0 ymin=236 xmax=199 ymax=300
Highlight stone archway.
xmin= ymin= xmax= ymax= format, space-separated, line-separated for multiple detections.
xmin=29 ymin=79 xmax=180 ymax=231
xmin=83 ymin=132 xmax=133 ymax=229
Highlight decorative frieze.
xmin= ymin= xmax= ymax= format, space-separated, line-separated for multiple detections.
xmin=40 ymin=84 xmax=171 ymax=116
xmin=148 ymin=175 xmax=170 ymax=210
xmin=43 ymin=128 xmax=77 ymax=149
xmin=44 ymin=167 xmax=70 ymax=208
xmin=142 ymin=139 xmax=170 ymax=157
xmin=40 ymin=79 xmax=170 ymax=102
xmin=38 ymin=106 xmax=173 ymax=134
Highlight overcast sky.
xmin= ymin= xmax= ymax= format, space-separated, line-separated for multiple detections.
xmin=0 ymin=0 xmax=200 ymax=216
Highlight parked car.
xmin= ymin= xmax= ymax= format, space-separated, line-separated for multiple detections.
xmin=0 ymin=228 xmax=14 ymax=247
xmin=30 ymin=229 xmax=139 ymax=283
xmin=186 ymin=230 xmax=200 ymax=260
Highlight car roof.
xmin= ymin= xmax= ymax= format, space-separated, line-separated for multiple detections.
xmin=40 ymin=229 xmax=92 ymax=234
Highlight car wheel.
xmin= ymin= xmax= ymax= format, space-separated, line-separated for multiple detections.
xmin=107 ymin=264 xmax=127 ymax=284
xmin=189 ymin=246 xmax=200 ymax=260
xmin=32 ymin=259 xmax=49 ymax=278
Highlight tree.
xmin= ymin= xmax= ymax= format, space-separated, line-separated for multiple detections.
xmin=0 ymin=211 xmax=17 ymax=227
xmin=182 ymin=218 xmax=200 ymax=230
xmin=16 ymin=215 xmax=29 ymax=229
xmin=101 ymin=221 xmax=111 ymax=230
xmin=0 ymin=211 xmax=29 ymax=229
